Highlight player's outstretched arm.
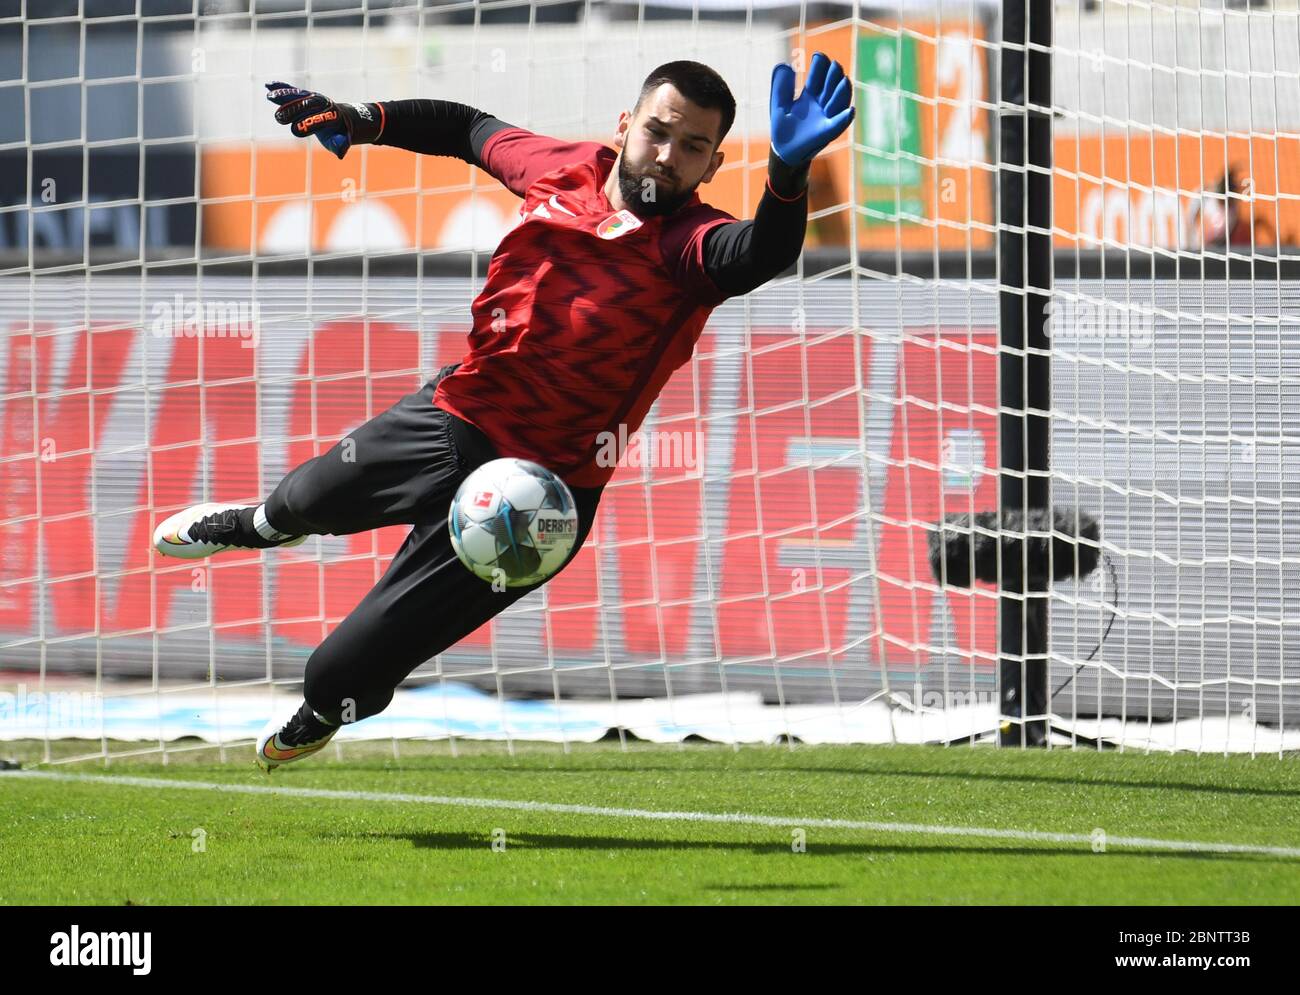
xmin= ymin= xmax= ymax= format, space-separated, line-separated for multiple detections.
xmin=701 ymin=52 xmax=855 ymax=298
xmin=264 ymin=82 xmax=514 ymax=170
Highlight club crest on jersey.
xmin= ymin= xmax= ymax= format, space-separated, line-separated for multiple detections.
xmin=597 ymin=210 xmax=643 ymax=240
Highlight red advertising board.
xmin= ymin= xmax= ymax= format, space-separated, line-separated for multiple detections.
xmin=0 ymin=317 xmax=999 ymax=672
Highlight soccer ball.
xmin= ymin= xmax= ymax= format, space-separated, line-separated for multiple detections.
xmin=448 ymin=458 xmax=579 ymax=587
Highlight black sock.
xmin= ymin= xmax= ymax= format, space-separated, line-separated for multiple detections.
xmin=236 ymin=507 xmax=258 ymax=535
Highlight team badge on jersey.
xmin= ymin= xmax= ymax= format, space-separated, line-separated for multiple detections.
xmin=597 ymin=210 xmax=643 ymax=240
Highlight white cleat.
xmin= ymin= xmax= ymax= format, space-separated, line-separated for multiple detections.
xmin=153 ymin=502 xmax=306 ymax=560
xmin=256 ymin=702 xmax=340 ymax=772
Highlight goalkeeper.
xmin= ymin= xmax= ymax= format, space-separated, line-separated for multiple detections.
xmin=153 ymin=56 xmax=854 ymax=770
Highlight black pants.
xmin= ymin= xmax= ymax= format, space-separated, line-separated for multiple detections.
xmin=263 ymin=364 xmax=603 ymax=723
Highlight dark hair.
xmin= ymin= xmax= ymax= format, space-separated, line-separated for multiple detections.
xmin=634 ymin=61 xmax=736 ymax=147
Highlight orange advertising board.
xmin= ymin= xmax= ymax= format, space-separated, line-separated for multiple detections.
xmin=200 ymin=137 xmax=776 ymax=256
xmin=201 ymin=19 xmax=995 ymax=257
xmin=201 ymin=24 xmax=1299 ymax=260
xmin=794 ymin=19 xmax=994 ymax=252
xmin=1055 ymin=132 xmax=1300 ymax=250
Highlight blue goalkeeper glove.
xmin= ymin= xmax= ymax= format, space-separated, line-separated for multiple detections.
xmin=769 ymin=52 xmax=855 ymax=168
xmin=264 ymin=81 xmax=383 ymax=159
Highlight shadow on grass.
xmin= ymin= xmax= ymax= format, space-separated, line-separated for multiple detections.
xmin=702 ymin=882 xmax=842 ymax=892
xmin=333 ymin=830 xmax=1296 ymax=863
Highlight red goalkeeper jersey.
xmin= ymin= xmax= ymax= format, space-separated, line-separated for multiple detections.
xmin=432 ymin=127 xmax=736 ymax=488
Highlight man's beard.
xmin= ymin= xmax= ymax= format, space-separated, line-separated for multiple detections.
xmin=617 ymin=155 xmax=696 ymax=217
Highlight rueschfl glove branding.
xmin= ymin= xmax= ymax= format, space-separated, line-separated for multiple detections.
xmin=264 ymin=81 xmax=384 ymax=159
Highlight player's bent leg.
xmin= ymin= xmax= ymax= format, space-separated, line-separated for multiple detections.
xmin=156 ymin=365 xmax=475 ymax=560
xmin=260 ymin=367 xmax=475 ymax=538
xmin=299 ymin=485 xmax=602 ymax=733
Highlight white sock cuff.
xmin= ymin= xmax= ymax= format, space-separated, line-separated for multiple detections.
xmin=309 ymin=707 xmax=337 ymax=727
xmin=253 ymin=504 xmax=294 ymax=541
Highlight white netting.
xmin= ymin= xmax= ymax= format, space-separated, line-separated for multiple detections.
xmin=2 ymin=0 xmax=1298 ymax=762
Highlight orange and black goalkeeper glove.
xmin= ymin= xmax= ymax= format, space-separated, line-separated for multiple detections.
xmin=265 ymin=81 xmax=384 ymax=159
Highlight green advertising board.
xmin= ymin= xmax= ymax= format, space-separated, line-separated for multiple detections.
xmin=857 ymin=33 xmax=924 ymax=223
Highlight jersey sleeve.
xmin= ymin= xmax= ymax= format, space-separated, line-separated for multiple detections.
xmin=660 ymin=208 xmax=737 ymax=307
xmin=480 ymin=128 xmax=608 ymax=199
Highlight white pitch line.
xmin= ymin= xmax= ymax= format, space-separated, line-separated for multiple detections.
xmin=8 ymin=769 xmax=1300 ymax=859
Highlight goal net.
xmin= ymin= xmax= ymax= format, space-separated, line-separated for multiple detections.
xmin=2 ymin=0 xmax=1298 ymax=762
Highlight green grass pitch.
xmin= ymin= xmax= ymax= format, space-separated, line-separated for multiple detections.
xmin=2 ymin=741 xmax=1298 ymax=905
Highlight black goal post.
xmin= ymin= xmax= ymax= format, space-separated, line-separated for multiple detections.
xmin=997 ymin=0 xmax=1053 ymax=746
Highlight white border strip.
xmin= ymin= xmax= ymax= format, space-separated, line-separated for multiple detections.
xmin=8 ymin=770 xmax=1300 ymax=859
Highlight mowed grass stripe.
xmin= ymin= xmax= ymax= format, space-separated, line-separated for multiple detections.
xmin=9 ymin=769 xmax=1300 ymax=860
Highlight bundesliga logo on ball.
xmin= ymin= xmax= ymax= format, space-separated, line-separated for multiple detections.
xmin=449 ymin=458 xmax=580 ymax=587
